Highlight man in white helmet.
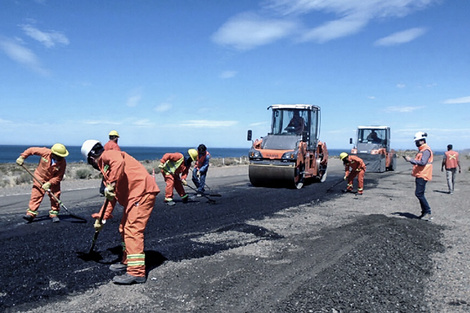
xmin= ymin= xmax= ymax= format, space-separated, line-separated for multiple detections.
xmin=81 ymin=139 xmax=160 ymax=285
xmin=16 ymin=144 xmax=69 ymax=223
xmin=403 ymin=132 xmax=433 ymax=221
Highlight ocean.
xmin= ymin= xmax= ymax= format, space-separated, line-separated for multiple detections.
xmin=0 ymin=145 xmax=346 ymax=164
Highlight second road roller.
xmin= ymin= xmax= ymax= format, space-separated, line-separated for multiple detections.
xmin=247 ymin=104 xmax=328 ymax=189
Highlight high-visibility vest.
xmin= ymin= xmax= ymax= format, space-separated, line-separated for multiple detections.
xmin=412 ymin=144 xmax=433 ymax=181
xmin=444 ymin=150 xmax=459 ymax=169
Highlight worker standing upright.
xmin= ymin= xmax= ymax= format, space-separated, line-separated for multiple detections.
xmin=100 ymin=130 xmax=121 ymax=196
xmin=16 ymin=144 xmax=69 ymax=223
xmin=404 ymin=132 xmax=433 ymax=221
xmin=192 ymin=144 xmax=210 ymax=196
xmin=441 ymin=144 xmax=461 ymax=195
xmin=340 ymin=152 xmax=366 ymax=195
xmin=81 ymin=139 xmax=160 ymax=285
xmin=158 ymin=149 xmax=197 ymax=206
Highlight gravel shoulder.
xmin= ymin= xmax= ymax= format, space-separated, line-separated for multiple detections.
xmin=2 ymin=158 xmax=470 ymax=312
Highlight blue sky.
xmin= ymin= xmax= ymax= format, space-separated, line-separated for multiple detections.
xmin=1 ymin=0 xmax=469 ymax=150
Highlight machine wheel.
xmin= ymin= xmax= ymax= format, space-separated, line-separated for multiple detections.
xmin=387 ymin=155 xmax=397 ymax=171
xmin=294 ymin=163 xmax=305 ymax=189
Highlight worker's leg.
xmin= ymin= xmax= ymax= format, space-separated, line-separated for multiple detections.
xmin=198 ymin=170 xmax=207 ymax=193
xmin=26 ymin=184 xmax=45 ymax=218
xmin=163 ymin=174 xmax=175 ymax=201
xmin=415 ymin=177 xmax=431 ymax=215
xmin=191 ymin=167 xmax=200 ymax=189
xmin=120 ymin=193 xmax=155 ymax=278
xmin=445 ymin=169 xmax=453 ymax=193
xmin=347 ymin=172 xmax=357 ymax=191
xmin=48 ymin=184 xmax=61 ymax=218
xmin=357 ymin=170 xmax=365 ymax=194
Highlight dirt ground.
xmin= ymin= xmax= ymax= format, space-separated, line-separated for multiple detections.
xmin=1 ymin=156 xmax=469 ymax=312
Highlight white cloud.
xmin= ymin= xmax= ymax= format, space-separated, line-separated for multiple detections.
xmin=178 ymin=120 xmax=238 ymax=128
xmin=21 ymin=24 xmax=69 ymax=48
xmin=220 ymin=70 xmax=238 ymax=79
xmin=375 ymin=28 xmax=427 ymax=46
xmin=212 ymin=12 xmax=298 ymax=50
xmin=154 ymin=103 xmax=172 ymax=112
xmin=133 ymin=119 xmax=155 ymax=127
xmin=213 ymin=0 xmax=439 ymax=49
xmin=384 ymin=105 xmax=425 ymax=113
xmin=396 ymin=83 xmax=406 ymax=88
xmin=83 ymin=120 xmax=121 ymax=125
xmin=0 ymin=37 xmax=48 ymax=75
xmin=443 ymin=96 xmax=470 ymax=104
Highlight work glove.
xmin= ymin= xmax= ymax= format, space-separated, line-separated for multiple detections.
xmin=181 ymin=179 xmax=188 ymax=186
xmin=16 ymin=156 xmax=25 ymax=166
xmin=94 ymin=219 xmax=105 ymax=232
xmin=343 ymin=176 xmax=347 ymax=180
xmin=104 ymin=184 xmax=116 ymax=201
xmin=356 ymin=168 xmax=361 ymax=172
xmin=42 ymin=182 xmax=51 ymax=191
xmin=157 ymin=162 xmax=165 ymax=170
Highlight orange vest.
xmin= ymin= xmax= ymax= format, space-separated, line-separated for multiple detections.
xmin=444 ymin=150 xmax=459 ymax=169
xmin=412 ymin=144 xmax=433 ymax=181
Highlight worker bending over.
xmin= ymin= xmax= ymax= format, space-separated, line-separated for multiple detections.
xmin=16 ymin=144 xmax=69 ymax=223
xmin=159 ymin=149 xmax=197 ymax=206
xmin=340 ymin=152 xmax=366 ymax=195
xmin=81 ymin=140 xmax=160 ymax=285
xmin=192 ymin=144 xmax=210 ymax=196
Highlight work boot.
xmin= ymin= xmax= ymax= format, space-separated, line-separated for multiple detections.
xmin=165 ymin=200 xmax=176 ymax=206
xmin=420 ymin=213 xmax=433 ymax=221
xmin=109 ymin=263 xmax=127 ymax=272
xmin=23 ymin=214 xmax=34 ymax=223
xmin=112 ymin=273 xmax=146 ymax=285
xmin=51 ymin=216 xmax=60 ymax=223
xmin=182 ymin=194 xmax=189 ymax=203
xmin=196 ymin=192 xmax=203 ymax=197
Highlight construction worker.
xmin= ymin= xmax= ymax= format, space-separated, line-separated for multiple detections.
xmin=404 ymin=132 xmax=433 ymax=221
xmin=192 ymin=144 xmax=210 ymax=196
xmin=100 ymin=130 xmax=121 ymax=195
xmin=16 ymin=144 xmax=69 ymax=223
xmin=81 ymin=139 xmax=160 ymax=285
xmin=286 ymin=110 xmax=306 ymax=134
xmin=340 ymin=152 xmax=366 ymax=195
xmin=158 ymin=149 xmax=198 ymax=206
xmin=441 ymin=144 xmax=461 ymax=195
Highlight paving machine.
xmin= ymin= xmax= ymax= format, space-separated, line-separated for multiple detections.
xmin=350 ymin=126 xmax=396 ymax=172
xmin=247 ymin=104 xmax=328 ymax=189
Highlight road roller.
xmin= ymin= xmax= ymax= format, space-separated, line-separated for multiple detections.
xmin=247 ymin=104 xmax=328 ymax=189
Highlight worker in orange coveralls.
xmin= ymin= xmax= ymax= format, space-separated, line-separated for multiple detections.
xmin=100 ymin=130 xmax=121 ymax=195
xmin=16 ymin=144 xmax=69 ymax=223
xmin=158 ymin=149 xmax=198 ymax=206
xmin=81 ymin=139 xmax=160 ymax=285
xmin=340 ymin=152 xmax=366 ymax=195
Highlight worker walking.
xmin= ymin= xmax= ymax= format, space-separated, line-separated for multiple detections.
xmin=441 ymin=144 xmax=461 ymax=195
xmin=158 ymin=149 xmax=197 ymax=206
xmin=81 ymin=140 xmax=160 ymax=285
xmin=100 ymin=130 xmax=121 ymax=195
xmin=192 ymin=144 xmax=210 ymax=196
xmin=404 ymin=132 xmax=433 ymax=221
xmin=16 ymin=144 xmax=69 ymax=223
xmin=340 ymin=152 xmax=366 ymax=195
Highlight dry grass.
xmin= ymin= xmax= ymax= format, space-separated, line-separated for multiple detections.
xmin=0 ymin=157 xmax=250 ymax=188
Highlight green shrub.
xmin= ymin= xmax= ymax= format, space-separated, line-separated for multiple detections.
xmin=75 ymin=168 xmax=93 ymax=179
xmin=15 ymin=173 xmax=32 ymax=185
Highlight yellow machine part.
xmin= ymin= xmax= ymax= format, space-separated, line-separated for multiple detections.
xmin=249 ymin=163 xmax=299 ymax=188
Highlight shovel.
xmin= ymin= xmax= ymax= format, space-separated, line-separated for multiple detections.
xmin=20 ymin=164 xmax=87 ymax=223
xmin=185 ymin=184 xmax=216 ymax=204
xmin=77 ymin=198 xmax=109 ymax=261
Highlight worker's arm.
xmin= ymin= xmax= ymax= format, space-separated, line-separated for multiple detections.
xmin=409 ymin=150 xmax=431 ymax=166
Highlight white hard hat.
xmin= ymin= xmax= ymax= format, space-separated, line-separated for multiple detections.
xmin=81 ymin=140 xmax=101 ymax=159
xmin=413 ymin=131 xmax=427 ymax=141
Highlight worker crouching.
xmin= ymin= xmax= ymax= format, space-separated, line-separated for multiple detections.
xmin=81 ymin=140 xmax=160 ymax=285
xmin=340 ymin=152 xmax=366 ymax=195
xmin=159 ymin=149 xmax=197 ymax=205
xmin=16 ymin=143 xmax=69 ymax=223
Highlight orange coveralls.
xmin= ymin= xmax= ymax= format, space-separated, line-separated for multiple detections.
xmin=21 ymin=147 xmax=66 ymax=218
xmin=104 ymin=140 xmax=121 ymax=151
xmin=159 ymin=152 xmax=189 ymax=201
xmin=96 ymin=150 xmax=160 ymax=277
xmin=345 ymin=155 xmax=366 ymax=194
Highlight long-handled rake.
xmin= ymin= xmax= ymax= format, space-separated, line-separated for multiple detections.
xmin=21 ymin=164 xmax=87 ymax=223
xmin=185 ymin=184 xmax=216 ymax=204
xmin=77 ymin=198 xmax=109 ymax=261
